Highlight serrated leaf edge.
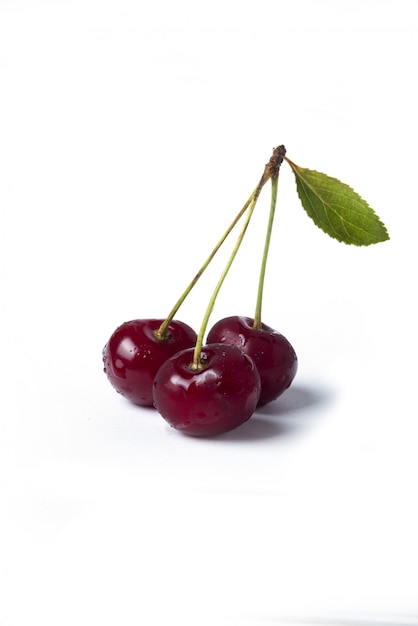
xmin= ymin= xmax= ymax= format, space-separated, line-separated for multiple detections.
xmin=286 ymin=159 xmax=390 ymax=246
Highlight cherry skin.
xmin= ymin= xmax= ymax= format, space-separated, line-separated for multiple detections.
xmin=206 ymin=315 xmax=297 ymax=406
xmin=102 ymin=319 xmax=197 ymax=406
xmin=152 ymin=343 xmax=261 ymax=437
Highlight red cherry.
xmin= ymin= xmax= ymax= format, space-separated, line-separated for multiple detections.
xmin=206 ymin=315 xmax=297 ymax=406
xmin=103 ymin=319 xmax=197 ymax=406
xmin=152 ymin=343 xmax=261 ymax=436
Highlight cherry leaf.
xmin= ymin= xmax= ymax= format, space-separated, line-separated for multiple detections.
xmin=286 ymin=159 xmax=389 ymax=245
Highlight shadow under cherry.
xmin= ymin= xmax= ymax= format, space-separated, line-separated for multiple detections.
xmin=210 ymin=383 xmax=334 ymax=443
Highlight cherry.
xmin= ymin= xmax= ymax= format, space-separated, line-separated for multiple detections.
xmin=206 ymin=315 xmax=297 ymax=406
xmin=152 ymin=343 xmax=261 ymax=436
xmin=102 ymin=319 xmax=197 ymax=406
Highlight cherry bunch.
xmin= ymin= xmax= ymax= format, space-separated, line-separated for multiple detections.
xmin=103 ymin=145 xmax=298 ymax=436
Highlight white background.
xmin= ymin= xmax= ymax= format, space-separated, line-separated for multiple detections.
xmin=1 ymin=1 xmax=417 ymax=625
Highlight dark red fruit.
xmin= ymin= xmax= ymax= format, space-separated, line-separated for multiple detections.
xmin=207 ymin=315 xmax=297 ymax=406
xmin=152 ymin=344 xmax=261 ymax=436
xmin=103 ymin=319 xmax=197 ymax=406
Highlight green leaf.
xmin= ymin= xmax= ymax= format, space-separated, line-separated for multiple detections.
xmin=286 ymin=159 xmax=389 ymax=246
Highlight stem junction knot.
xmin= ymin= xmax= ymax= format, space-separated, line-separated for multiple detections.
xmin=266 ymin=145 xmax=286 ymax=180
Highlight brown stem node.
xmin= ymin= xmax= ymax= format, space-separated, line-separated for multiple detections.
xmin=266 ymin=145 xmax=286 ymax=180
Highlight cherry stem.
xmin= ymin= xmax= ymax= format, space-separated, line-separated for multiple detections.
xmin=253 ymin=174 xmax=279 ymax=330
xmin=154 ymin=188 xmax=258 ymax=341
xmin=190 ymin=145 xmax=286 ymax=369
xmin=252 ymin=145 xmax=286 ymax=330
xmin=191 ymin=192 xmax=261 ymax=369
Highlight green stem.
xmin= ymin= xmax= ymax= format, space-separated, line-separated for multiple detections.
xmin=154 ymin=187 xmax=259 ymax=341
xmin=253 ymin=174 xmax=279 ymax=330
xmin=189 ymin=145 xmax=287 ymax=368
xmin=157 ymin=144 xmax=286 ymax=365
xmin=191 ymin=192 xmax=260 ymax=369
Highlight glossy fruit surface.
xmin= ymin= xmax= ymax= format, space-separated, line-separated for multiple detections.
xmin=207 ymin=315 xmax=297 ymax=406
xmin=103 ymin=319 xmax=197 ymax=406
xmin=152 ymin=343 xmax=261 ymax=436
